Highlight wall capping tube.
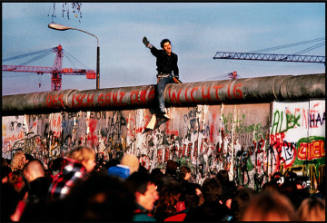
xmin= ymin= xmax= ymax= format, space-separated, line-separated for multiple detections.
xmin=2 ymin=73 xmax=325 ymax=116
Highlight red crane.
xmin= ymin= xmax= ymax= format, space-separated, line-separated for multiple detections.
xmin=2 ymin=45 xmax=96 ymax=91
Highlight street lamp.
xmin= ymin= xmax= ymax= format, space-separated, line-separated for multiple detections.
xmin=48 ymin=23 xmax=100 ymax=89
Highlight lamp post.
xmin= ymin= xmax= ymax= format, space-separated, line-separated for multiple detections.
xmin=48 ymin=23 xmax=100 ymax=89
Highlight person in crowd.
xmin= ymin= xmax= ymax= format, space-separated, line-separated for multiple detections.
xmin=164 ymin=182 xmax=201 ymax=222
xmin=241 ymin=189 xmax=297 ymax=221
xmin=185 ymin=177 xmax=230 ymax=222
xmin=10 ymin=151 xmax=28 ymax=173
xmin=1 ymin=180 xmax=21 ymax=222
xmin=165 ymin=160 xmax=178 ymax=180
xmin=43 ymin=173 xmax=136 ymax=222
xmin=229 ymin=187 xmax=255 ymax=221
xmin=126 ymin=171 xmax=159 ymax=222
xmin=193 ymin=183 xmax=205 ymax=207
xmin=14 ymin=159 xmax=52 ymax=221
xmin=150 ymin=168 xmax=165 ymax=191
xmin=297 ymin=197 xmax=325 ymax=221
xmin=47 ymin=157 xmax=65 ymax=178
xmin=154 ymin=177 xmax=183 ymax=221
xmin=108 ymin=153 xmax=139 ymax=180
xmin=279 ymin=173 xmax=310 ymax=210
xmin=262 ymin=179 xmax=280 ymax=192
xmin=23 ymin=160 xmax=51 ymax=200
xmin=48 ymin=146 xmax=96 ymax=200
xmin=8 ymin=151 xmax=28 ymax=205
xmin=215 ymin=169 xmax=237 ymax=209
xmin=178 ymin=165 xmax=192 ymax=183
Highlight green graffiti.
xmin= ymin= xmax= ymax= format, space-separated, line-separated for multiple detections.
xmin=222 ymin=113 xmax=265 ymax=140
xmin=271 ymin=110 xmax=301 ymax=134
xmin=246 ymin=156 xmax=254 ymax=171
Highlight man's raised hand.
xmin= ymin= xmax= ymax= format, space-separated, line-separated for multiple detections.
xmin=143 ymin=36 xmax=150 ymax=47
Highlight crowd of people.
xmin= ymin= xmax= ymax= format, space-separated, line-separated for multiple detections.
xmin=1 ymin=147 xmax=325 ymax=222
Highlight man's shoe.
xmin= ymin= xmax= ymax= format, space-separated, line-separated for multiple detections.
xmin=162 ymin=113 xmax=169 ymax=119
xmin=146 ymin=114 xmax=156 ymax=130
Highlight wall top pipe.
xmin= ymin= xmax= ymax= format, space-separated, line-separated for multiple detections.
xmin=2 ymin=73 xmax=325 ymax=116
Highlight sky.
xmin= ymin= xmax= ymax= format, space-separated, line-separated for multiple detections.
xmin=2 ymin=2 xmax=325 ymax=95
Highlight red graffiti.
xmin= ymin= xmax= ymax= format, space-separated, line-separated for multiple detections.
xmin=140 ymin=89 xmax=148 ymax=104
xmin=233 ymin=83 xmax=243 ymax=98
xmin=169 ymin=88 xmax=183 ymax=104
xmin=165 ymin=147 xmax=170 ymax=162
xmin=213 ymin=85 xmax=224 ymax=100
xmin=87 ymin=119 xmax=98 ymax=147
xmin=130 ymin=90 xmax=139 ymax=104
xmin=270 ymin=132 xmax=285 ymax=148
xmin=190 ymin=87 xmax=199 ymax=102
xmin=168 ymin=83 xmax=244 ymax=104
xmin=298 ymin=140 xmax=325 ymax=160
xmin=46 ymin=94 xmax=65 ymax=108
xmin=201 ymin=86 xmax=211 ymax=101
xmin=157 ymin=149 xmax=163 ymax=163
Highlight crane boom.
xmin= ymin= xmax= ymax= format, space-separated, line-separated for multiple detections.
xmin=2 ymin=65 xmax=95 ymax=76
xmin=213 ymin=51 xmax=325 ymax=64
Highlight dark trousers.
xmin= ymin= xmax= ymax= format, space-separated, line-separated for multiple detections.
xmin=157 ymin=76 xmax=174 ymax=114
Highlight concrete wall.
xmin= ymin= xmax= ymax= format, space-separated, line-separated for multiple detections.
xmin=2 ymin=74 xmax=325 ymax=192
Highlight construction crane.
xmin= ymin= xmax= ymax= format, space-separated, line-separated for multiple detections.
xmin=213 ymin=37 xmax=325 ymax=64
xmin=2 ymin=45 xmax=96 ymax=91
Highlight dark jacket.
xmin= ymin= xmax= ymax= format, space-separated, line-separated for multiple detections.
xmin=133 ymin=204 xmax=156 ymax=222
xmin=185 ymin=201 xmax=230 ymax=222
xmin=150 ymin=46 xmax=179 ymax=77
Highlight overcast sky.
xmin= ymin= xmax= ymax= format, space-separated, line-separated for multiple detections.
xmin=2 ymin=3 xmax=325 ymax=95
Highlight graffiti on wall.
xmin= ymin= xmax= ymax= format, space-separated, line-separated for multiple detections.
xmin=2 ymin=100 xmax=325 ymax=192
xmin=269 ymin=100 xmax=325 ymax=192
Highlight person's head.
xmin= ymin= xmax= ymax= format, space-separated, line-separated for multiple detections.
xmin=202 ymin=177 xmax=223 ymax=203
xmin=297 ymin=197 xmax=325 ymax=221
xmin=231 ymin=188 xmax=254 ymax=221
xmin=58 ymin=173 xmax=135 ymax=222
xmin=120 ymin=153 xmax=139 ymax=175
xmin=160 ymin=39 xmax=172 ymax=55
xmin=48 ymin=157 xmax=65 ymax=175
xmin=68 ymin=146 xmax=96 ymax=173
xmin=11 ymin=151 xmax=27 ymax=172
xmin=126 ymin=172 xmax=159 ymax=211
xmin=23 ymin=159 xmax=45 ymax=183
xmin=179 ymin=166 xmax=191 ymax=181
xmin=166 ymin=160 xmax=178 ymax=176
xmin=216 ymin=169 xmax=229 ymax=183
xmin=241 ymin=190 xmax=296 ymax=221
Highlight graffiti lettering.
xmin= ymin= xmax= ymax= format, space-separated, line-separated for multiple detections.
xmin=298 ymin=139 xmax=325 ymax=160
xmin=309 ymin=112 xmax=326 ymax=128
xmin=271 ymin=110 xmax=301 ymax=134
xmin=46 ymin=94 xmax=65 ymax=108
